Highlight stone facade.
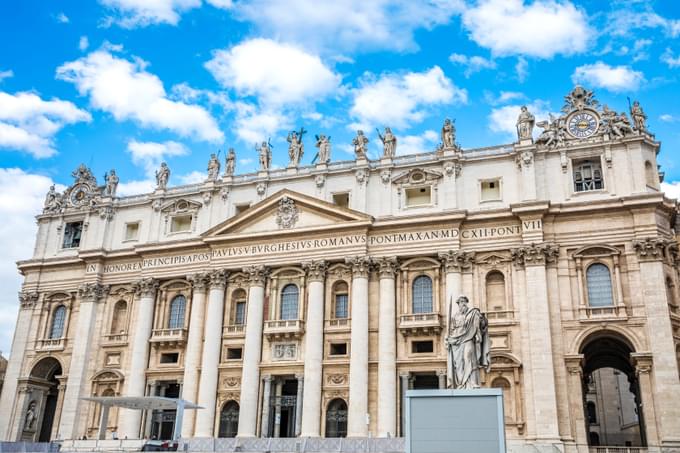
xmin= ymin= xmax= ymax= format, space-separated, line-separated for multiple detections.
xmin=1 ymin=87 xmax=680 ymax=453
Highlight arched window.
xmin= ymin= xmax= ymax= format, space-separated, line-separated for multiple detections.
xmin=486 ymin=271 xmax=506 ymax=312
xmin=110 ymin=300 xmax=128 ymax=334
xmin=280 ymin=284 xmax=299 ymax=320
xmin=333 ymin=281 xmax=349 ymax=319
xmin=412 ymin=276 xmax=433 ymax=313
xmin=218 ymin=401 xmax=239 ymax=438
xmin=587 ymin=401 xmax=597 ymax=424
xmin=168 ymin=295 xmax=186 ymax=329
xmin=49 ymin=305 xmax=66 ymax=339
xmin=586 ymin=263 xmax=614 ymax=307
xmin=231 ymin=289 xmax=247 ymax=325
xmin=325 ymin=398 xmax=348 ymax=438
xmin=491 ymin=377 xmax=514 ymax=421
xmin=589 ymin=432 xmax=600 ymax=446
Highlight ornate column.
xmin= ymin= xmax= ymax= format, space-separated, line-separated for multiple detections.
xmin=375 ymin=257 xmax=398 ymax=437
xmin=260 ymin=375 xmax=272 ymax=437
xmin=632 ymin=238 xmax=680 ymax=447
xmin=295 ymin=374 xmax=304 ymax=436
xmin=120 ymin=278 xmax=158 ymax=439
xmin=511 ymin=243 xmax=560 ymax=443
xmin=345 ymin=256 xmax=370 ymax=437
xmin=564 ymin=355 xmax=588 ymax=450
xmin=181 ymin=273 xmax=209 ymax=437
xmin=631 ymin=353 xmax=659 ymax=447
xmin=399 ymin=372 xmax=410 ymax=436
xmin=59 ymin=283 xmax=109 ymax=439
xmin=195 ymin=270 xmax=228 ymax=437
xmin=0 ymin=291 xmax=38 ymax=440
xmin=438 ymin=250 xmax=474 ymax=388
xmin=301 ymin=260 xmax=327 ymax=436
xmin=237 ymin=265 xmax=269 ymax=437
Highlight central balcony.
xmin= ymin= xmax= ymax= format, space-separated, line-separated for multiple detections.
xmin=223 ymin=324 xmax=246 ymax=338
xmin=325 ymin=318 xmax=351 ymax=332
xmin=149 ymin=328 xmax=187 ymax=348
xmin=399 ymin=313 xmax=442 ymax=337
xmin=101 ymin=333 xmax=129 ymax=347
xmin=263 ymin=319 xmax=305 ymax=341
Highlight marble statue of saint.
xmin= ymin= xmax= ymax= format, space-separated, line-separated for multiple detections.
xmin=377 ymin=127 xmax=397 ymax=158
xmin=446 ymin=295 xmax=490 ymax=389
xmin=630 ymin=100 xmax=647 ymax=132
xmin=441 ymin=118 xmax=456 ymax=148
xmin=105 ymin=169 xmax=119 ymax=196
xmin=155 ymin=162 xmax=170 ymax=189
xmin=315 ymin=134 xmax=331 ymax=163
xmin=611 ymin=112 xmax=634 ymax=138
xmin=258 ymin=141 xmax=272 ymax=171
xmin=225 ymin=148 xmax=236 ymax=176
xmin=44 ymin=185 xmax=62 ymax=212
xmin=352 ymin=130 xmax=369 ymax=159
xmin=24 ymin=401 xmax=37 ymax=431
xmin=207 ymin=153 xmax=221 ymax=180
xmin=287 ymin=128 xmax=306 ymax=167
xmin=516 ymin=106 xmax=535 ymax=141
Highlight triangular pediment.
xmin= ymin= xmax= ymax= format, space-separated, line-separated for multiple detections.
xmin=203 ymin=189 xmax=372 ymax=239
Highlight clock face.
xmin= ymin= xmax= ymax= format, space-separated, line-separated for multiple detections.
xmin=70 ymin=184 xmax=88 ymax=205
xmin=567 ymin=111 xmax=599 ymax=138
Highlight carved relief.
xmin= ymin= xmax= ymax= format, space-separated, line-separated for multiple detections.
xmin=439 ymin=250 xmax=476 ymax=272
xmin=243 ymin=265 xmax=269 ymax=286
xmin=345 ymin=256 xmax=371 ymax=278
xmin=373 ymin=256 xmax=399 ymax=279
xmin=303 ymin=260 xmax=327 ymax=282
xmin=78 ymin=283 xmax=110 ymax=302
xmin=19 ymin=292 xmax=39 ymax=309
xmin=511 ymin=243 xmax=559 ymax=266
xmin=134 ymin=278 xmax=159 ymax=298
xmin=326 ymin=374 xmax=347 ymax=386
xmin=275 ymin=196 xmax=299 ymax=229
xmin=272 ymin=343 xmax=297 ymax=361
xmin=633 ymin=237 xmax=671 ymax=262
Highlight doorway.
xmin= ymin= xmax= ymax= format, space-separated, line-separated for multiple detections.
xmin=27 ymin=357 xmax=62 ymax=442
xmin=267 ymin=378 xmax=298 ymax=438
xmin=150 ymin=382 xmax=180 ymax=440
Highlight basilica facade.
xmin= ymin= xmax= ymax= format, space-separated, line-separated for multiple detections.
xmin=1 ymin=87 xmax=680 ymax=453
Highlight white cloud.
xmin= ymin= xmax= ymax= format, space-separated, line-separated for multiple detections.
xmin=79 ymin=36 xmax=89 ymax=51
xmin=461 ymin=0 xmax=591 ymax=58
xmin=515 ymin=56 xmax=528 ymax=82
xmin=127 ymin=139 xmax=188 ymax=176
xmin=57 ymin=48 xmax=224 ymax=142
xmin=660 ymin=114 xmax=677 ymax=123
xmin=205 ymin=39 xmax=341 ymax=107
xmin=0 ymin=169 xmax=63 ymax=355
xmin=350 ymin=66 xmax=467 ymax=130
xmin=233 ymin=0 xmax=464 ymax=54
xmin=397 ymin=130 xmax=439 ymax=155
xmin=0 ymin=70 xmax=13 ymax=82
xmin=100 ymin=0 xmax=201 ymax=27
xmin=0 ymin=91 xmax=91 ymax=157
xmin=488 ymin=101 xmax=553 ymax=139
xmin=116 ymin=178 xmax=156 ymax=196
xmin=485 ymin=90 xmax=525 ymax=105
xmin=661 ymin=181 xmax=680 ymax=200
xmin=449 ymin=53 xmax=496 ymax=77
xmin=571 ymin=62 xmax=645 ymax=92
xmin=56 ymin=12 xmax=70 ymax=23
xmin=607 ymin=9 xmax=680 ymax=38
xmin=661 ymin=48 xmax=680 ymax=68
xmin=231 ymin=102 xmax=290 ymax=144
xmin=178 ymin=170 xmax=205 ymax=185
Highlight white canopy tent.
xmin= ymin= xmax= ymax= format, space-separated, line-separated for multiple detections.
xmin=81 ymin=397 xmax=202 ymax=440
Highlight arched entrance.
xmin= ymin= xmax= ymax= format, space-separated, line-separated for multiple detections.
xmin=580 ymin=333 xmax=645 ymax=448
xmin=25 ymin=357 xmax=62 ymax=442
xmin=218 ymin=401 xmax=239 ymax=438
xmin=324 ymin=399 xmax=347 ymax=438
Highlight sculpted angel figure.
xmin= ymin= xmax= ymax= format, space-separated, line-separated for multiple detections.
xmin=446 ymin=295 xmax=490 ymax=389
xmin=610 ymin=112 xmax=634 ymax=138
xmin=156 ymin=162 xmax=170 ymax=189
xmin=287 ymin=128 xmax=306 ymax=167
xmin=207 ymin=153 xmax=220 ymax=180
xmin=352 ymin=130 xmax=369 ymax=159
xmin=516 ymin=105 xmax=535 ymax=141
xmin=441 ymin=118 xmax=456 ymax=148
xmin=630 ymin=100 xmax=647 ymax=132
xmin=377 ymin=127 xmax=397 ymax=158
xmin=44 ymin=185 xmax=62 ymax=212
xmin=258 ymin=141 xmax=272 ymax=171
xmin=105 ymin=169 xmax=119 ymax=196
xmin=225 ymin=148 xmax=236 ymax=176
xmin=315 ymin=134 xmax=331 ymax=163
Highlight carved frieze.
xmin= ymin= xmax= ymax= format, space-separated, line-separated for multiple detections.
xmin=19 ymin=292 xmax=39 ymax=309
xmin=438 ymin=250 xmax=475 ymax=272
xmin=326 ymin=374 xmax=347 ymax=386
xmin=632 ymin=237 xmax=671 ymax=262
xmin=275 ymin=196 xmax=299 ymax=229
xmin=222 ymin=376 xmax=240 ymax=388
xmin=272 ymin=343 xmax=297 ymax=361
xmin=511 ymin=243 xmax=559 ymax=266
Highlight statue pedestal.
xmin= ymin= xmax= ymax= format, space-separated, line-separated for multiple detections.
xmin=285 ymin=167 xmax=297 ymax=175
xmin=257 ymin=171 xmax=269 ymax=179
xmin=518 ymin=138 xmax=534 ymax=146
xmin=221 ymin=175 xmax=233 ymax=184
xmin=404 ymin=389 xmax=505 ymax=453
xmin=315 ymin=163 xmax=328 ymax=171
xmin=355 ymin=157 xmax=369 ymax=167
xmin=379 ymin=157 xmax=393 ymax=166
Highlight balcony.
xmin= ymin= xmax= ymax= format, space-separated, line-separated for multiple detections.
xmin=399 ymin=313 xmax=442 ymax=337
xmin=101 ymin=333 xmax=129 ymax=347
xmin=589 ymin=448 xmax=647 ymax=453
xmin=263 ymin=319 xmax=305 ymax=341
xmin=36 ymin=337 xmax=66 ymax=351
xmin=325 ymin=318 xmax=351 ymax=332
xmin=149 ymin=328 xmax=187 ymax=348
xmin=223 ymin=324 xmax=246 ymax=338
xmin=579 ymin=305 xmax=627 ymax=322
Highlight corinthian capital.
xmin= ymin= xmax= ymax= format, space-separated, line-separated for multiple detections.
xmin=188 ymin=272 xmax=210 ymax=292
xmin=373 ymin=256 xmax=398 ymax=279
xmin=345 ymin=256 xmax=371 ymax=278
xmin=78 ymin=282 xmax=110 ymax=302
xmin=303 ymin=260 xmax=327 ymax=282
xmin=632 ymin=237 xmax=672 ymax=262
xmin=511 ymin=243 xmax=559 ymax=267
xmin=134 ymin=277 xmax=159 ymax=298
xmin=438 ymin=250 xmax=475 ymax=272
xmin=19 ymin=291 xmax=39 ymax=309
xmin=243 ymin=265 xmax=269 ymax=287
xmin=208 ymin=269 xmax=229 ymax=289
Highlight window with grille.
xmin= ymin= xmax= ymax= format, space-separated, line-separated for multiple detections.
xmin=573 ymin=159 xmax=604 ymax=192
xmin=412 ymin=275 xmax=433 ymax=313
xmin=234 ymin=301 xmax=246 ymax=325
xmin=586 ymin=263 xmax=614 ymax=307
xmin=168 ymin=295 xmax=186 ymax=328
xmin=50 ymin=305 xmax=66 ymax=339
xmin=325 ymin=399 xmax=348 ymax=438
xmin=280 ymin=284 xmax=299 ymax=320
xmin=218 ymin=401 xmax=239 ymax=438
xmin=62 ymin=221 xmax=83 ymax=248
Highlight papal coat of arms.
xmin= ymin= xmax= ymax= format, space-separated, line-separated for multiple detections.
xmin=275 ymin=196 xmax=299 ymax=229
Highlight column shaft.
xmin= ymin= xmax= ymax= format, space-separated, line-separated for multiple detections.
xmin=347 ymin=257 xmax=369 ymax=437
xmin=376 ymin=258 xmax=397 ymax=438
xmin=260 ymin=376 xmax=272 ymax=437
xmin=294 ymin=376 xmax=303 ymax=436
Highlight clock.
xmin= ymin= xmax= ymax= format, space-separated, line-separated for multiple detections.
xmin=567 ymin=110 xmax=599 ymax=139
xmin=70 ymin=184 xmax=89 ymax=206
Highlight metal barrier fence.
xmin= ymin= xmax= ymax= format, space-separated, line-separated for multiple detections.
xmin=180 ymin=438 xmax=405 ymax=453
xmin=0 ymin=443 xmax=60 ymax=453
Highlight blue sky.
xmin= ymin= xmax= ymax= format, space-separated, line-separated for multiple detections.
xmin=1 ymin=0 xmax=680 ymax=354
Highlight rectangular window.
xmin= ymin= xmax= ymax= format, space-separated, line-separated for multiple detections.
xmin=573 ymin=159 xmax=604 ymax=192
xmin=160 ymin=353 xmax=179 ymax=364
xmin=480 ymin=179 xmax=501 ymax=201
xmin=62 ymin=221 xmax=83 ymax=248
xmin=330 ymin=343 xmax=348 ymax=356
xmin=405 ymin=186 xmax=432 ymax=206
xmin=170 ymin=215 xmax=192 ymax=232
xmin=334 ymin=294 xmax=348 ymax=319
xmin=234 ymin=301 xmax=246 ymax=325
xmin=226 ymin=347 xmax=243 ymax=360
xmin=235 ymin=203 xmax=251 ymax=215
xmin=411 ymin=340 xmax=434 ymax=354
xmin=124 ymin=222 xmax=140 ymax=241
xmin=332 ymin=192 xmax=350 ymax=208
